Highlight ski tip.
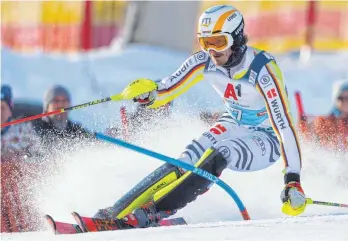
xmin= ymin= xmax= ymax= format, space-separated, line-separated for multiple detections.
xmin=45 ymin=214 xmax=57 ymax=234
xmin=71 ymin=211 xmax=83 ymax=222
xmin=71 ymin=211 xmax=88 ymax=233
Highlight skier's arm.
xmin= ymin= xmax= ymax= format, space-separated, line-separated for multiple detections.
xmin=147 ymin=51 xmax=208 ymax=108
xmin=256 ymin=60 xmax=302 ymax=175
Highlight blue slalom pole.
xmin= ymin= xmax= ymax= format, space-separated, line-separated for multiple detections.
xmin=95 ymin=132 xmax=250 ymax=220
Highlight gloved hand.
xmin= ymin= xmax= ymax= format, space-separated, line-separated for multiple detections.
xmin=281 ymin=173 xmax=306 ymax=216
xmin=134 ymin=90 xmax=157 ymax=106
xmin=128 ymin=78 xmax=158 ymax=106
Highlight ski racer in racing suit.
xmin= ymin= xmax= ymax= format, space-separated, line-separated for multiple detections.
xmin=96 ymin=5 xmax=307 ymax=228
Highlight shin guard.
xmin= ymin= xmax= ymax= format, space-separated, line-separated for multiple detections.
xmin=95 ymin=163 xmax=182 ymax=219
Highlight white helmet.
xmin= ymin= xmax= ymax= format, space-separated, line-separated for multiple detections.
xmin=197 ymin=5 xmax=245 ymax=53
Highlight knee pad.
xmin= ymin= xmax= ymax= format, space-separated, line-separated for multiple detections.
xmin=153 ymin=148 xmax=227 ymax=211
xmin=112 ymin=163 xmax=182 ymax=218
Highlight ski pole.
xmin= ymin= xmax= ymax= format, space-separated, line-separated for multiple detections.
xmin=94 ymin=132 xmax=251 ymax=221
xmin=1 ymin=96 xmax=119 ymax=128
xmin=1 ymin=78 xmax=157 ymax=128
xmin=307 ymin=198 xmax=348 ymax=208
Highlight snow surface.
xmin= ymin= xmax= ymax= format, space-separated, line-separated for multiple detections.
xmin=1 ymin=45 xmax=348 ymax=240
xmin=2 ymin=215 xmax=348 ymax=241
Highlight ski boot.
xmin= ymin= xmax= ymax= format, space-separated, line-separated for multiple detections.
xmin=121 ymin=202 xmax=177 ymax=228
xmin=94 ymin=206 xmax=115 ymax=219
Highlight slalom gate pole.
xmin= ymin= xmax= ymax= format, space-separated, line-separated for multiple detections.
xmin=120 ymin=106 xmax=129 ymax=140
xmin=294 ymin=91 xmax=305 ymax=121
xmin=94 ymin=132 xmax=250 ymax=220
xmin=307 ymin=198 xmax=348 ymax=208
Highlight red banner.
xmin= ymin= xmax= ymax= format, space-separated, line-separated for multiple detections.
xmin=1 ymin=1 xmax=128 ymax=53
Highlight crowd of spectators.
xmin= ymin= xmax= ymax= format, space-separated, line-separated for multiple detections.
xmin=299 ymin=80 xmax=348 ymax=152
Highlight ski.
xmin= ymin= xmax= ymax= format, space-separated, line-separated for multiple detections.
xmin=45 ymin=214 xmax=83 ymax=235
xmin=72 ymin=211 xmax=187 ymax=233
xmin=45 ymin=213 xmax=187 ymax=235
xmin=72 ymin=212 xmax=123 ymax=232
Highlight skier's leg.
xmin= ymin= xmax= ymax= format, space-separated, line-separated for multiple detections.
xmin=179 ymin=113 xmax=241 ymax=166
xmin=94 ymin=163 xmax=183 ymax=219
xmin=150 ymin=126 xmax=281 ymax=213
xmin=121 ymin=123 xmax=280 ymax=228
xmin=124 ymin=148 xmax=228 ymax=228
xmin=99 ymin=116 xmax=280 ymax=228
xmin=178 ymin=114 xmax=280 ymax=172
xmin=214 ymin=127 xmax=281 ymax=172
xmin=95 ymin=113 xmax=237 ymax=220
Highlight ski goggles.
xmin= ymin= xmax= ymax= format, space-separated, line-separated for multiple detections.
xmin=198 ymin=33 xmax=234 ymax=52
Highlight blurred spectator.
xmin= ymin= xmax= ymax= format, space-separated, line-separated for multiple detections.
xmin=330 ymin=80 xmax=348 ymax=118
xmin=1 ymin=85 xmax=42 ymax=232
xmin=32 ymin=85 xmax=92 ymax=147
xmin=310 ymin=80 xmax=348 ymax=151
xmin=1 ymin=85 xmax=40 ymax=161
xmin=1 ymin=85 xmax=13 ymax=125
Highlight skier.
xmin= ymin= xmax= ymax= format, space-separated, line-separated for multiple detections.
xmin=96 ymin=5 xmax=306 ymax=228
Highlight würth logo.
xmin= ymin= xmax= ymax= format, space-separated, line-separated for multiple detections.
xmin=210 ymin=124 xmax=227 ymax=135
xmin=267 ymin=88 xmax=277 ymax=99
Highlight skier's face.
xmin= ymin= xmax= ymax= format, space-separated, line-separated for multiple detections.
xmin=47 ymin=95 xmax=70 ymax=121
xmin=1 ymin=101 xmax=12 ymax=124
xmin=337 ymin=90 xmax=348 ymax=117
xmin=209 ymin=48 xmax=232 ymax=66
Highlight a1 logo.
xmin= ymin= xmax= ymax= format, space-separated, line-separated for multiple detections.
xmin=224 ymin=83 xmax=242 ymax=100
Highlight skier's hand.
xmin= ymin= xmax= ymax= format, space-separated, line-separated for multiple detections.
xmin=281 ymin=173 xmax=306 ymax=216
xmin=134 ymin=90 xmax=157 ymax=106
xmin=128 ymin=78 xmax=158 ymax=106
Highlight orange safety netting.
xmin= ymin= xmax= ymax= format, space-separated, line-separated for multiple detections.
xmin=299 ymin=116 xmax=348 ymax=151
xmin=1 ymin=160 xmax=44 ymax=232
